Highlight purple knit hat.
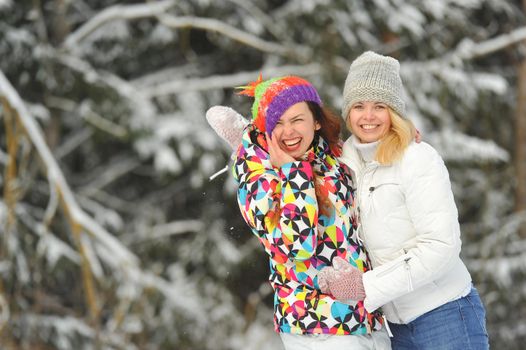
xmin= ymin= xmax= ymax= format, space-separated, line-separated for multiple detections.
xmin=238 ymin=75 xmax=322 ymax=134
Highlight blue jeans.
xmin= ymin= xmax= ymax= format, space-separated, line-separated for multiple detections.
xmin=388 ymin=287 xmax=489 ymax=350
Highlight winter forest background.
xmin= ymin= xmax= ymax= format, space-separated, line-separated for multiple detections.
xmin=1 ymin=0 xmax=526 ymax=349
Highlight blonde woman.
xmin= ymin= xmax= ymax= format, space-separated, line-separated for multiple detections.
xmin=319 ymin=51 xmax=489 ymax=350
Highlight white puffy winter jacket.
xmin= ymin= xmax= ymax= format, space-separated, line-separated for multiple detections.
xmin=340 ymin=136 xmax=472 ymax=324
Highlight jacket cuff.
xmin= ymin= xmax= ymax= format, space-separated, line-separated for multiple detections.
xmin=363 ymin=271 xmax=382 ymax=312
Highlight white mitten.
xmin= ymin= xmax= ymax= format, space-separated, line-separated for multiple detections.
xmin=205 ymin=106 xmax=248 ymax=151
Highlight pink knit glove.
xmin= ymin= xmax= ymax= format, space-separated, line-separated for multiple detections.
xmin=317 ymin=267 xmax=334 ymax=294
xmin=205 ymin=106 xmax=248 ymax=151
xmin=318 ymin=257 xmax=366 ymax=300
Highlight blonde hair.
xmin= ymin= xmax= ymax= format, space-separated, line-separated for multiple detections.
xmin=375 ymin=108 xmax=416 ymax=164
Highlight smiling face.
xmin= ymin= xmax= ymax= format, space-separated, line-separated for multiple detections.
xmin=347 ymin=101 xmax=392 ymax=143
xmin=271 ymin=102 xmax=321 ymax=159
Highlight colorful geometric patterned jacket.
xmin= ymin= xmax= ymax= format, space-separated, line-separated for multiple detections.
xmin=233 ymin=124 xmax=384 ymax=335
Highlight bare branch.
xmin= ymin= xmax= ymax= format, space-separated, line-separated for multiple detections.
xmin=43 ymin=176 xmax=59 ymax=228
xmin=79 ymin=102 xmax=128 ymax=139
xmin=44 ymin=95 xmax=78 ymax=112
xmin=0 ymin=69 xmax=138 ymax=320
xmin=1 ymin=97 xmax=19 ymax=237
xmin=126 ymin=219 xmax=205 ymax=245
xmin=54 ymin=128 xmax=94 ymax=160
xmin=0 ymin=72 xmax=82 ymax=232
xmin=407 ymin=26 xmax=526 ymax=71
xmin=78 ymin=157 xmax=141 ymax=197
xmin=16 ymin=204 xmax=81 ymax=264
xmin=0 ymin=94 xmax=201 ymax=340
xmin=130 ymin=63 xmax=200 ymax=89
xmin=454 ymin=26 xmax=526 ymax=60
xmin=87 ymin=190 xmax=143 ymax=215
xmin=63 ymin=0 xmax=310 ymax=67
xmin=225 ymin=0 xmax=286 ymax=41
xmin=0 ymin=293 xmax=9 ymax=333
xmin=63 ymin=0 xmax=176 ymax=49
xmin=157 ymin=14 xmax=300 ymax=57
xmin=51 ymin=49 xmax=156 ymax=128
xmin=63 ymin=0 xmax=305 ymax=59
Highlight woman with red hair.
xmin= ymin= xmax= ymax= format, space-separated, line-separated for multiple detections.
xmin=229 ymin=75 xmax=390 ymax=349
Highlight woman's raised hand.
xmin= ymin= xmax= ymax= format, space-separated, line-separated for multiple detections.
xmin=266 ymin=132 xmax=295 ymax=168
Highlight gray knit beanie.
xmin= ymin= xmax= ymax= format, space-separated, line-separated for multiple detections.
xmin=342 ymin=51 xmax=406 ymax=120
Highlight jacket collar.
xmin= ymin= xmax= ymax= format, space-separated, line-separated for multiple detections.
xmin=352 ymin=136 xmax=379 ymax=163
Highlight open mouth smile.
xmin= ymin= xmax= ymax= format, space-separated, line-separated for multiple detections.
xmin=361 ymin=124 xmax=380 ymax=130
xmin=283 ymin=137 xmax=302 ymax=147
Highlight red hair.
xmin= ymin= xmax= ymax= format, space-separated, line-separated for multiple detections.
xmin=307 ymin=102 xmax=342 ymax=228
xmin=307 ymin=102 xmax=342 ymax=157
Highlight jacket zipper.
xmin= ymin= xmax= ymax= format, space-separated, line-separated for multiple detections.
xmin=402 ymin=248 xmax=413 ymax=292
xmin=368 ymin=182 xmax=399 ymax=195
xmin=356 ymin=157 xmax=413 ymax=324
xmin=356 ymin=164 xmax=375 ymax=262
xmin=376 ymin=257 xmax=413 ymax=290
xmin=376 ymin=256 xmax=412 ymax=324
xmin=405 ymin=257 xmax=413 ymax=292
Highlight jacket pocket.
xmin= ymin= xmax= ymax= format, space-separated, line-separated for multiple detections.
xmin=367 ymin=182 xmax=402 ymax=214
xmin=376 ymin=255 xmax=413 ymax=293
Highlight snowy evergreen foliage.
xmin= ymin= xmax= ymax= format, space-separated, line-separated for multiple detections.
xmin=0 ymin=0 xmax=525 ymax=349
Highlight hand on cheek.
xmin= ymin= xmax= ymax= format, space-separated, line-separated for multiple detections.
xmin=266 ymin=132 xmax=295 ymax=168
